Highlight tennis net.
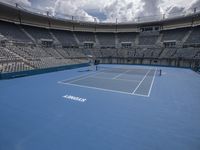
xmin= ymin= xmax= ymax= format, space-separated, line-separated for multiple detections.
xmin=97 ymin=66 xmax=162 ymax=76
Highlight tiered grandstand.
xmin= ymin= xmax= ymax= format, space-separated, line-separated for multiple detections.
xmin=0 ymin=2 xmax=200 ymax=77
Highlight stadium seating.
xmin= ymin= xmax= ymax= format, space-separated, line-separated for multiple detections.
xmin=139 ymin=35 xmax=159 ymax=45
xmin=22 ymin=25 xmax=53 ymax=41
xmin=117 ymin=32 xmax=138 ymax=43
xmin=96 ymin=33 xmax=116 ymax=47
xmin=54 ymin=48 xmax=70 ymax=58
xmin=0 ymin=61 xmax=32 ymax=73
xmin=75 ymin=32 xmax=95 ymax=43
xmin=117 ymin=49 xmax=135 ymax=58
xmin=0 ymin=19 xmax=200 ymax=74
xmin=100 ymin=48 xmax=118 ymax=57
xmin=0 ymin=46 xmax=20 ymax=61
xmin=174 ymin=48 xmax=199 ymax=59
xmin=51 ymin=30 xmax=78 ymax=47
xmin=161 ymin=28 xmax=189 ymax=42
xmin=159 ymin=48 xmax=177 ymax=58
xmin=185 ymin=26 xmax=200 ymax=44
xmin=0 ymin=21 xmax=31 ymax=42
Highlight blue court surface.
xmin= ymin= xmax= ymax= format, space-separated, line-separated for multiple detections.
xmin=0 ymin=64 xmax=200 ymax=150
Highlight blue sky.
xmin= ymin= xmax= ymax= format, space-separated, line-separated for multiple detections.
xmin=1 ymin=0 xmax=200 ymax=22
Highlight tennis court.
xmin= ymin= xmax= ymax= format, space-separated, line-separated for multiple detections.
xmin=1 ymin=65 xmax=200 ymax=150
xmin=58 ymin=66 xmax=157 ymax=97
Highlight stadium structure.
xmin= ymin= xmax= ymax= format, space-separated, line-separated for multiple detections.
xmin=0 ymin=2 xmax=200 ymax=78
xmin=0 ymin=1 xmax=200 ymax=150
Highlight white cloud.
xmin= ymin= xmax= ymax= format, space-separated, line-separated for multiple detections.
xmin=136 ymin=0 xmax=162 ymax=22
xmin=160 ymin=0 xmax=200 ymax=18
xmin=102 ymin=0 xmax=142 ymax=22
xmin=161 ymin=0 xmax=196 ymax=10
xmin=1 ymin=0 xmax=200 ymax=22
xmin=102 ymin=0 xmax=200 ymax=22
xmin=17 ymin=0 xmax=31 ymax=6
xmin=0 ymin=0 xmax=31 ymax=6
xmin=48 ymin=0 xmax=98 ymax=22
xmin=190 ymin=0 xmax=200 ymax=10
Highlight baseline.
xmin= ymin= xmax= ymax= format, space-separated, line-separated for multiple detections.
xmin=59 ymin=81 xmax=149 ymax=97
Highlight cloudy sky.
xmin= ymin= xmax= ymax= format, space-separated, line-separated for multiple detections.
xmin=1 ymin=0 xmax=200 ymax=22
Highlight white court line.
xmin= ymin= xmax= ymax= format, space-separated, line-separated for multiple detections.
xmin=58 ymin=70 xmax=105 ymax=84
xmin=133 ymin=93 xmax=149 ymax=97
xmin=90 ymin=76 xmax=140 ymax=83
xmin=147 ymin=68 xmax=157 ymax=97
xmin=58 ymin=72 xmax=97 ymax=84
xmin=131 ymin=68 xmax=152 ymax=95
xmin=112 ymin=70 xmax=130 ymax=79
xmin=58 ymin=67 xmax=154 ymax=97
xmin=59 ymin=82 xmax=149 ymax=97
xmin=67 ymin=74 xmax=97 ymax=84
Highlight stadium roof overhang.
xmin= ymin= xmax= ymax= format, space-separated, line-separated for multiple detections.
xmin=0 ymin=2 xmax=200 ymax=32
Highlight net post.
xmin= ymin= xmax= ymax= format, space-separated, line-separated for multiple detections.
xmin=159 ymin=69 xmax=162 ymax=76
